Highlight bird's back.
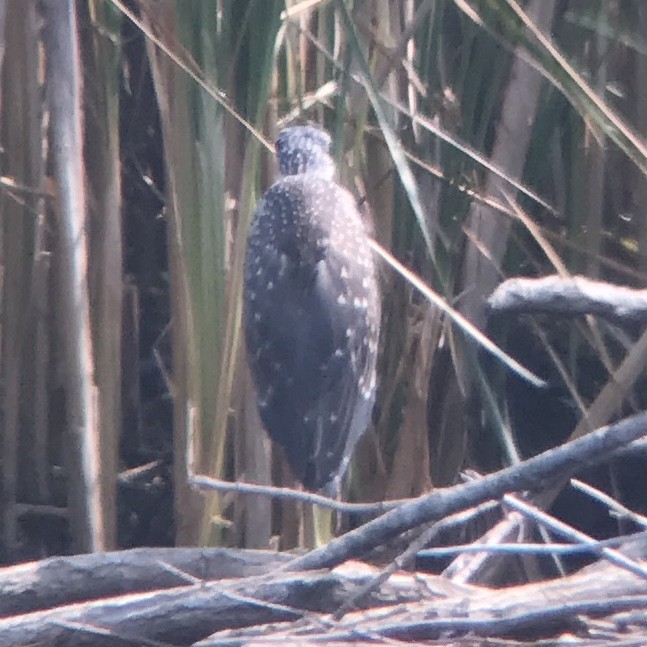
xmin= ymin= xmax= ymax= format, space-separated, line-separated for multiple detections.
xmin=244 ymin=128 xmax=380 ymax=493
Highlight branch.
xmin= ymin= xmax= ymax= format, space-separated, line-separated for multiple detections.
xmin=285 ymin=412 xmax=647 ymax=571
xmin=1 ymin=546 xmax=646 ymax=646
xmin=0 ymin=547 xmax=291 ymax=617
xmin=488 ymin=275 xmax=647 ymax=323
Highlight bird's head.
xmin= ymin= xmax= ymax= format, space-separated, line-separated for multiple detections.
xmin=275 ymin=125 xmax=336 ymax=180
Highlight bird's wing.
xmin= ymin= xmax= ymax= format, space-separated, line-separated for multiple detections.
xmin=299 ymin=245 xmax=375 ymax=490
xmin=244 ymin=194 xmax=335 ymax=485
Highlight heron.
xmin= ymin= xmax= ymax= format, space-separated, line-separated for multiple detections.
xmin=243 ymin=125 xmax=380 ymax=496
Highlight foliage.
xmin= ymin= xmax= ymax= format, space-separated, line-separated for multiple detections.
xmin=0 ymin=0 xmax=645 ymax=560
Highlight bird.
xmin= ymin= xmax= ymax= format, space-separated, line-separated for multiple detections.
xmin=243 ymin=125 xmax=380 ymax=495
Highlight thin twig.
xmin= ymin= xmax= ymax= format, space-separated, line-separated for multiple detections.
xmin=419 ymin=531 xmax=647 ymax=557
xmin=190 ymin=474 xmax=403 ymax=515
xmin=503 ymin=495 xmax=647 ymax=581
xmin=571 ymin=478 xmax=647 ymax=529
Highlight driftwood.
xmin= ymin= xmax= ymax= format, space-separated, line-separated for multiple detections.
xmin=0 ymin=413 xmax=645 ymax=646
xmin=0 ymin=547 xmax=292 ymax=617
xmin=0 ymin=565 xmax=426 ymax=646
xmin=0 ymin=541 xmax=645 ymax=646
xmin=203 ymin=556 xmax=647 ymax=646
xmin=487 ymin=275 xmax=647 ymax=323
xmin=285 ymin=412 xmax=647 ymax=572
xmin=463 ymin=275 xmax=647 ymax=586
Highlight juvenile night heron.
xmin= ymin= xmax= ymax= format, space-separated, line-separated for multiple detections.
xmin=243 ymin=125 xmax=380 ymax=494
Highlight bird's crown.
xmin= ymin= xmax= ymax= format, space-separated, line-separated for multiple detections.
xmin=275 ymin=125 xmax=336 ymax=179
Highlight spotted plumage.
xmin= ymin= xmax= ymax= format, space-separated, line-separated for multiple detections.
xmin=244 ymin=125 xmax=380 ymax=494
